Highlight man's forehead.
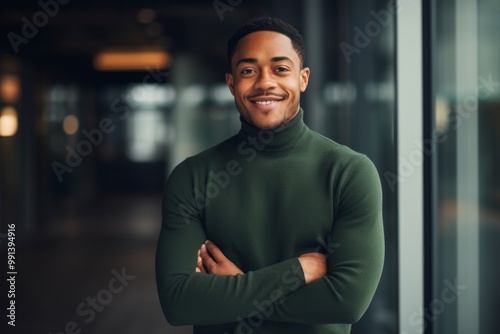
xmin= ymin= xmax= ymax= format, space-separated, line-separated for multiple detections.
xmin=236 ymin=30 xmax=293 ymax=47
xmin=233 ymin=31 xmax=298 ymax=61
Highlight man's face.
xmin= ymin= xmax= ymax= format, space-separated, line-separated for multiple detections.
xmin=225 ymin=31 xmax=310 ymax=130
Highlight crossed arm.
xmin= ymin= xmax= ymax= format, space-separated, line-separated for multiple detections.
xmin=196 ymin=240 xmax=327 ymax=284
xmin=157 ymin=156 xmax=384 ymax=326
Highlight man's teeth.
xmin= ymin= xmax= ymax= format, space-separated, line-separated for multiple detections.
xmin=255 ymin=101 xmax=277 ymax=105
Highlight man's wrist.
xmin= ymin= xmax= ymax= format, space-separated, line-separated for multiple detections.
xmin=298 ymin=253 xmax=327 ymax=284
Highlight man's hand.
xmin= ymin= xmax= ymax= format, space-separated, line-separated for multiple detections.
xmin=298 ymin=253 xmax=327 ymax=284
xmin=196 ymin=241 xmax=326 ymax=283
xmin=196 ymin=240 xmax=244 ymax=276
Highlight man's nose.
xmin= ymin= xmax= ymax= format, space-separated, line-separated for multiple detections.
xmin=254 ymin=70 xmax=277 ymax=91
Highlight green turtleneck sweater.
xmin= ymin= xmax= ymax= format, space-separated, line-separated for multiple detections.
xmin=156 ymin=109 xmax=384 ymax=334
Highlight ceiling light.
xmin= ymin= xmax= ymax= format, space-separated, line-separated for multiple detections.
xmin=93 ymin=49 xmax=171 ymax=71
xmin=0 ymin=106 xmax=18 ymax=137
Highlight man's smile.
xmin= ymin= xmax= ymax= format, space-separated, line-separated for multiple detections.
xmin=248 ymin=93 xmax=286 ymax=106
xmin=248 ymin=97 xmax=284 ymax=111
xmin=254 ymin=100 xmax=279 ymax=105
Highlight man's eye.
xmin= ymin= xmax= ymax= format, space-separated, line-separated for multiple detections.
xmin=275 ymin=67 xmax=289 ymax=73
xmin=241 ymin=69 xmax=255 ymax=74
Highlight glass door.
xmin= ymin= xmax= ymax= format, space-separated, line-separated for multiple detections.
xmin=429 ymin=0 xmax=500 ymax=333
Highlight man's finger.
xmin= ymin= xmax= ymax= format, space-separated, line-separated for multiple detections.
xmin=200 ymin=243 xmax=217 ymax=272
xmin=197 ymin=255 xmax=207 ymax=273
xmin=204 ymin=240 xmax=227 ymax=263
xmin=196 ymin=245 xmax=208 ymax=273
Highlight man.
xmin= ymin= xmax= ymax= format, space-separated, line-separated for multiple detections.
xmin=156 ymin=17 xmax=384 ymax=334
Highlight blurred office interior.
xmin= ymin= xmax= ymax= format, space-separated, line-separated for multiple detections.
xmin=0 ymin=0 xmax=498 ymax=333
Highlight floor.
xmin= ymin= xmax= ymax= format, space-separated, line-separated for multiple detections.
xmin=7 ymin=192 xmax=400 ymax=333
xmin=13 ymin=194 xmax=192 ymax=334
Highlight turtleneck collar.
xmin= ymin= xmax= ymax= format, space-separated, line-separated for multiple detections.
xmin=237 ymin=108 xmax=307 ymax=152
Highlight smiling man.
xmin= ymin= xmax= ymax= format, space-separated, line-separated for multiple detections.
xmin=225 ymin=28 xmax=309 ymax=130
xmin=156 ymin=17 xmax=385 ymax=334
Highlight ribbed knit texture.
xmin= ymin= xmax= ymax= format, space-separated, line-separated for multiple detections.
xmin=156 ymin=109 xmax=385 ymax=333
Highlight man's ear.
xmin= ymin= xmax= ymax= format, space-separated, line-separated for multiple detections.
xmin=225 ymin=72 xmax=235 ymax=96
xmin=300 ymin=67 xmax=310 ymax=92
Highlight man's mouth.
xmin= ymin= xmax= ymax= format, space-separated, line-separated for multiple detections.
xmin=254 ymin=100 xmax=279 ymax=105
xmin=248 ymin=93 xmax=286 ymax=105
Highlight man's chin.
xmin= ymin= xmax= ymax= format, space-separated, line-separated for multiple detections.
xmin=249 ymin=117 xmax=284 ymax=130
xmin=238 ymin=104 xmax=299 ymax=129
xmin=250 ymin=109 xmax=300 ymax=130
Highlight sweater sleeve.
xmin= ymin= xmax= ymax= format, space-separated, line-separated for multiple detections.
xmin=155 ymin=159 xmax=306 ymax=326
xmin=266 ymin=155 xmax=385 ymax=324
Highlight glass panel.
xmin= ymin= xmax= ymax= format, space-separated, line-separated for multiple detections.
xmin=431 ymin=0 xmax=500 ymax=333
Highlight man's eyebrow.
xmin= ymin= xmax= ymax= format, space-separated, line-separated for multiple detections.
xmin=235 ymin=58 xmax=257 ymax=67
xmin=271 ymin=56 xmax=294 ymax=64
xmin=235 ymin=56 xmax=294 ymax=67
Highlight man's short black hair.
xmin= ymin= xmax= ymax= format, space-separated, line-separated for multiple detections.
xmin=227 ymin=17 xmax=306 ymax=72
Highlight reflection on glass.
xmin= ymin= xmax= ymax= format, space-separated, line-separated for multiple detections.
xmin=126 ymin=84 xmax=176 ymax=107
xmin=0 ymin=74 xmax=20 ymax=103
xmin=126 ymin=109 xmax=167 ymax=162
xmin=62 ymin=114 xmax=79 ymax=135
xmin=432 ymin=0 xmax=500 ymax=333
